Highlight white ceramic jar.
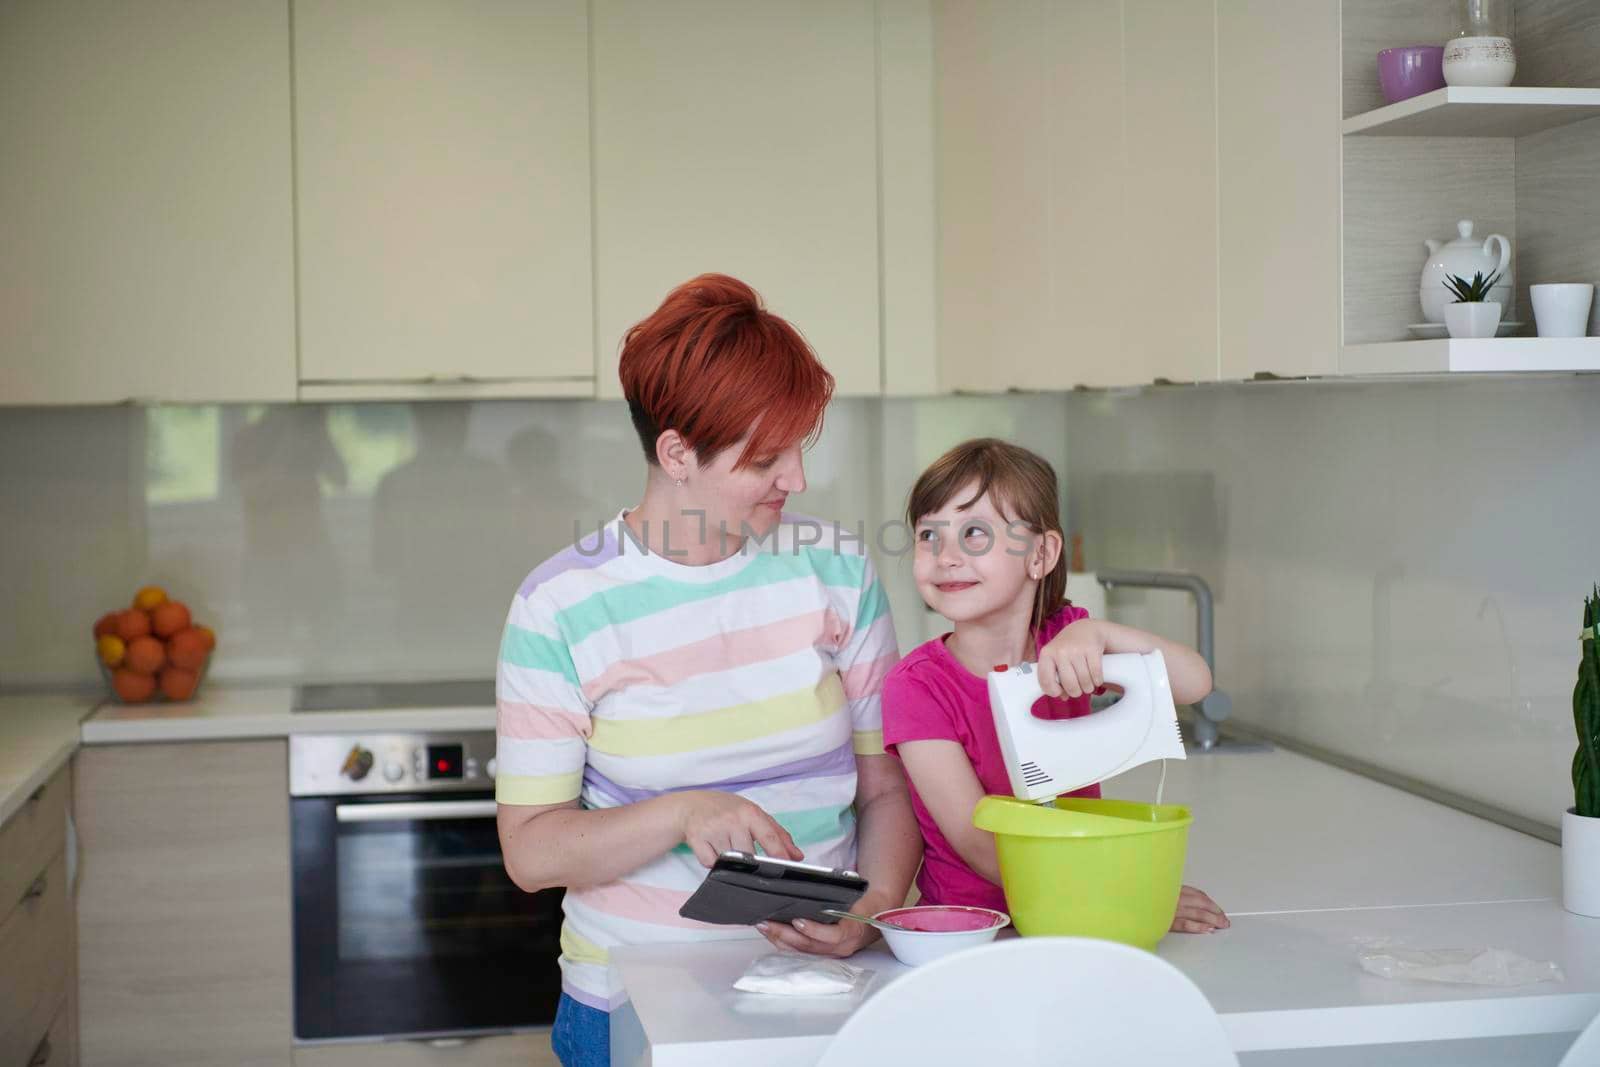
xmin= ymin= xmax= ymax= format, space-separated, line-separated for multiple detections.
xmin=1443 ymin=36 xmax=1516 ymax=87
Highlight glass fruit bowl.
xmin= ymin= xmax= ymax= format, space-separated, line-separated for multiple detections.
xmin=97 ymin=652 xmax=211 ymax=705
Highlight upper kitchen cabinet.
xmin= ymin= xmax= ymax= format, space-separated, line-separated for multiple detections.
xmin=0 ymin=0 xmax=296 ymax=405
xmin=1217 ymin=0 xmax=1341 ymax=380
xmin=293 ymin=0 xmax=594 ymax=399
xmin=591 ymin=1 xmax=883 ymax=398
xmin=936 ymin=0 xmax=1219 ymax=392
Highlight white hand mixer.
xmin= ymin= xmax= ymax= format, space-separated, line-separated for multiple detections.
xmin=987 ymin=651 xmax=1186 ymax=801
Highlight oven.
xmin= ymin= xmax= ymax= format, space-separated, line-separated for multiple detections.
xmin=289 ymin=730 xmax=563 ymax=1044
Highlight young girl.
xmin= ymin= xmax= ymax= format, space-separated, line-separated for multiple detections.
xmin=882 ymin=438 xmax=1229 ymax=934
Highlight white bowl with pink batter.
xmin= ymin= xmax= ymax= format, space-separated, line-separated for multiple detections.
xmin=873 ymin=905 xmax=1010 ymax=967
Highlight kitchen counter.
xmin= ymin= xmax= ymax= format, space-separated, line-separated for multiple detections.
xmin=0 ymin=684 xmax=497 ymax=820
xmin=1105 ymin=745 xmax=1560 ymax=910
xmin=80 ymin=684 xmax=496 ymax=743
xmin=611 ymin=900 xmax=1597 ymax=1066
xmin=610 ymin=747 xmax=1586 ymax=1066
xmin=0 ymin=692 xmax=99 ymax=823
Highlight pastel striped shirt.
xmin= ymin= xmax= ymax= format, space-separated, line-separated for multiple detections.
xmin=495 ymin=511 xmax=899 ymax=1011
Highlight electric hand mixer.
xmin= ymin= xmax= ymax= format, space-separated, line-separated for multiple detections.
xmin=987 ymin=651 xmax=1186 ymax=801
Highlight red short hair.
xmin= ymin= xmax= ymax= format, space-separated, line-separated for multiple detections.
xmin=618 ymin=274 xmax=835 ymax=470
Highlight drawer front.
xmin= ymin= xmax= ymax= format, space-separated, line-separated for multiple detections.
xmin=0 ymin=853 xmax=70 ymax=1064
xmin=0 ymin=768 xmax=68 ymax=914
xmin=291 ymin=1032 xmax=557 ymax=1067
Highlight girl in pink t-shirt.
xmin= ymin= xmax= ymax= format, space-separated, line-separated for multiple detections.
xmin=882 ymin=438 xmax=1229 ymax=934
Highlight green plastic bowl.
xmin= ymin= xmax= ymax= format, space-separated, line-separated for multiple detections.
xmin=972 ymin=795 xmax=1192 ymax=950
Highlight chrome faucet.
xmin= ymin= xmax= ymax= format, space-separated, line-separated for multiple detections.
xmin=1095 ymin=569 xmax=1233 ymax=750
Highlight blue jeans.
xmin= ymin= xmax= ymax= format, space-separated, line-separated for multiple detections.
xmin=552 ymin=993 xmax=610 ymax=1067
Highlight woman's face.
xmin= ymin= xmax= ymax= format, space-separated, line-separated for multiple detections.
xmin=912 ymin=482 xmax=1040 ymax=626
xmin=686 ymin=435 xmax=808 ymax=545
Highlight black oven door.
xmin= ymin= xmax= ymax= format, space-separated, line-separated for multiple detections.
xmin=292 ymin=792 xmax=563 ymax=1042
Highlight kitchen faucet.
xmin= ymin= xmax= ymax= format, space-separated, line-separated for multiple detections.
xmin=1095 ymin=569 xmax=1233 ymax=750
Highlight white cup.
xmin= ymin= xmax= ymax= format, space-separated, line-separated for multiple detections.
xmin=1530 ymin=283 xmax=1594 ymax=338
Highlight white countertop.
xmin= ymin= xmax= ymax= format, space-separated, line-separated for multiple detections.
xmin=0 ymin=684 xmax=497 ymax=825
xmin=610 ymin=747 xmax=1584 ymax=1064
xmin=80 ymin=685 xmax=496 ymax=743
xmin=1105 ymin=746 xmax=1560 ymax=911
xmin=612 ymin=900 xmax=1598 ymax=1064
xmin=0 ymin=693 xmax=99 ymax=823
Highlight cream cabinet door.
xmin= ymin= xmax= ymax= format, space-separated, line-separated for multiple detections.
xmin=937 ymin=0 xmax=1217 ymax=392
xmin=592 ymin=1 xmax=882 ymax=398
xmin=1217 ymin=0 xmax=1341 ymax=380
xmin=1114 ymin=0 xmax=1219 ymax=387
xmin=294 ymin=0 xmax=593 ymax=390
xmin=0 ymin=0 xmax=295 ymax=405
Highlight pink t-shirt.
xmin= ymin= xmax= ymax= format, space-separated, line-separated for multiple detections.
xmin=882 ymin=605 xmax=1102 ymax=912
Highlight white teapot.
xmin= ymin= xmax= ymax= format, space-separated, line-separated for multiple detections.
xmin=1420 ymin=220 xmax=1513 ymax=324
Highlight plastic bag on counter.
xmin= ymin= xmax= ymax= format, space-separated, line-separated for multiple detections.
xmin=1357 ymin=946 xmax=1565 ymax=987
xmin=733 ymin=953 xmax=872 ymax=996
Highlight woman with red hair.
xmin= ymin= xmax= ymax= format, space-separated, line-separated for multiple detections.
xmin=496 ymin=274 xmax=919 ymax=1067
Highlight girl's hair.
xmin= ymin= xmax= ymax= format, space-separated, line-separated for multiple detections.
xmin=618 ymin=273 xmax=835 ymax=470
xmin=906 ymin=438 xmax=1067 ymax=636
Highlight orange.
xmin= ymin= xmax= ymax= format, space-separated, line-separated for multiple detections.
xmin=93 ymin=612 xmax=120 ymax=639
xmin=124 ymin=635 xmax=166 ymax=675
xmin=133 ymin=585 xmax=167 ymax=611
xmin=115 ymin=609 xmax=151 ymax=641
xmin=158 ymin=666 xmax=199 ymax=702
xmin=151 ymin=600 xmax=191 ymax=638
xmin=112 ymin=669 xmax=157 ymax=703
xmin=193 ymin=624 xmax=217 ymax=651
xmin=97 ymin=634 xmax=127 ymax=668
xmin=168 ymin=628 xmax=209 ymax=671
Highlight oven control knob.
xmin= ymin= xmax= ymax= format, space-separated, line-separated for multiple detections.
xmin=340 ymin=745 xmax=374 ymax=781
xmin=486 ymin=757 xmax=497 ymax=780
xmin=383 ymin=761 xmax=406 ymax=783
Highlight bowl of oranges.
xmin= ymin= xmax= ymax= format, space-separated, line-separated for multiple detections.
xmin=93 ymin=586 xmax=216 ymax=704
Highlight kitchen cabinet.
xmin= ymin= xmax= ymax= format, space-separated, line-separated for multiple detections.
xmin=293 ymin=0 xmax=594 ymax=398
xmin=1216 ymin=0 xmax=1342 ymax=381
xmin=935 ymin=0 xmax=1218 ymax=392
xmin=591 ymin=0 xmax=883 ymax=399
xmin=0 ymin=0 xmax=296 ymax=406
xmin=0 ymin=766 xmax=75 ymax=1067
xmin=75 ymin=741 xmax=290 ymax=1067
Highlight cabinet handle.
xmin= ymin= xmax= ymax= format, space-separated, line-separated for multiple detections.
xmin=28 ymin=1036 xmax=51 ymax=1066
xmin=22 ymin=872 xmax=46 ymax=904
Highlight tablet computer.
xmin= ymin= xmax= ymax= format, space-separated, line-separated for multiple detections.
xmin=677 ymin=851 xmax=869 ymax=926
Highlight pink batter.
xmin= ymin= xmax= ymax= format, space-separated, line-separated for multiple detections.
xmin=877 ymin=906 xmax=1007 ymax=933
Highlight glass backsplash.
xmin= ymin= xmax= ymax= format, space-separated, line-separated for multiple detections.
xmin=0 ymin=396 xmax=1070 ymax=688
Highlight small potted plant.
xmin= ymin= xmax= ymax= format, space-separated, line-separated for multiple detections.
xmin=1567 ymin=587 xmax=1600 ymax=917
xmin=1442 ymin=270 xmax=1503 ymax=339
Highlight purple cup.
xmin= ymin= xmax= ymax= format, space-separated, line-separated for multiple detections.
xmin=1378 ymin=46 xmax=1446 ymax=104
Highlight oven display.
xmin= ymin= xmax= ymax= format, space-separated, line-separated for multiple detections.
xmin=427 ymin=744 xmax=464 ymax=780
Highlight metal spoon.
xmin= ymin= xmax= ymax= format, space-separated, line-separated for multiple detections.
xmin=821 ymin=908 xmax=903 ymax=932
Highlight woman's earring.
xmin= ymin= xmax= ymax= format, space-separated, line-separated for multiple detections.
xmin=674 ymin=477 xmax=685 ymax=488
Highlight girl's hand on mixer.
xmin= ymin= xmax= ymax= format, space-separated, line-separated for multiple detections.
xmin=1170 ymin=885 xmax=1230 ymax=933
xmin=1037 ymin=619 xmax=1107 ymax=698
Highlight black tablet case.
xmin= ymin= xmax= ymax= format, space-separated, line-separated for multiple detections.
xmin=678 ymin=853 xmax=869 ymax=926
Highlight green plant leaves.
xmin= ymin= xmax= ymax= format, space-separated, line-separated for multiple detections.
xmin=1443 ymin=270 xmax=1504 ymax=304
xmin=1576 ymin=587 xmax=1600 ymax=819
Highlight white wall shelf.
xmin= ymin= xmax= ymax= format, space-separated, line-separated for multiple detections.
xmin=1342 ymin=86 xmax=1600 ymax=137
xmin=1341 ymin=337 xmax=1600 ymax=375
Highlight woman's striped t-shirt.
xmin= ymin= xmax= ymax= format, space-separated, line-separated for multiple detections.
xmin=495 ymin=511 xmax=899 ymax=1010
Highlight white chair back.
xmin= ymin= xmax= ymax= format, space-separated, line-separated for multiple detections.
xmin=816 ymin=937 xmax=1238 ymax=1067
